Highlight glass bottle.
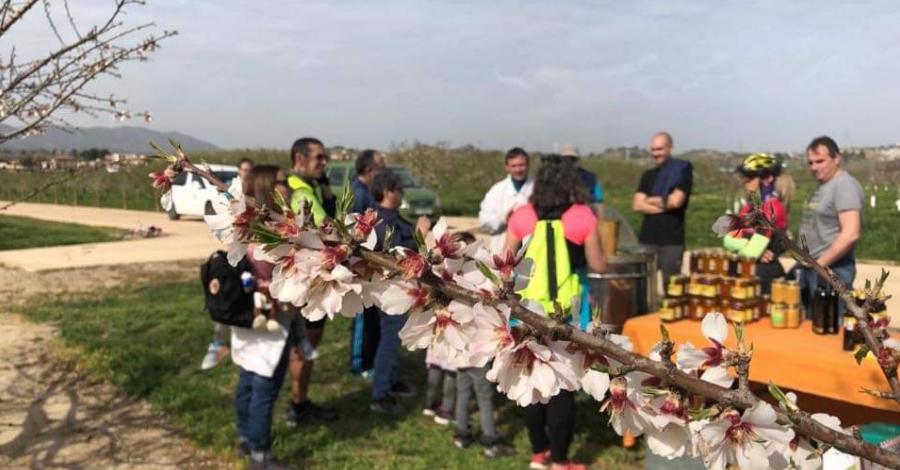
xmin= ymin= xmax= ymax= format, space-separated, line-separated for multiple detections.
xmin=812 ymin=285 xmax=828 ymax=335
xmin=843 ymin=317 xmax=857 ymax=351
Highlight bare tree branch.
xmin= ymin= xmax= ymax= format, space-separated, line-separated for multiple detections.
xmin=0 ymin=0 xmax=176 ymax=144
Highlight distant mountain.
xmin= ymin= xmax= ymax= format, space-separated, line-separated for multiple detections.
xmin=0 ymin=125 xmax=218 ymax=153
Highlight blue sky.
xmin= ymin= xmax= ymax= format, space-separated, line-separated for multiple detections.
xmin=16 ymin=0 xmax=900 ymax=152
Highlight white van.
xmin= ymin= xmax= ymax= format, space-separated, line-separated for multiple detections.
xmin=166 ymin=164 xmax=239 ymax=220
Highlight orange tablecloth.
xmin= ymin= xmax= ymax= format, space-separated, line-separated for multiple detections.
xmin=622 ymin=313 xmax=899 ymax=413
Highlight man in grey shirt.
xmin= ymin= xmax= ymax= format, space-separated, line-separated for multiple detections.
xmin=798 ymin=136 xmax=864 ymax=319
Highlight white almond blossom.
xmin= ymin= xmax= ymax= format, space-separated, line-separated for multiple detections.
xmin=601 ymin=375 xmax=652 ymax=437
xmin=203 ymin=177 xmax=250 ymax=266
xmin=462 ymin=303 xmax=515 ymax=368
xmin=677 ymin=312 xmax=735 ymax=388
xmin=487 ymin=337 xmax=579 ymax=406
xmin=399 ymin=301 xmax=475 ymax=364
xmin=376 ymin=280 xmax=431 ymax=315
xmin=699 ymin=402 xmax=795 ymax=470
xmin=645 ymin=392 xmax=691 ymax=459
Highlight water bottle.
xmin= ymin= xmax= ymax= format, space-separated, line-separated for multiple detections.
xmin=240 ymin=271 xmax=254 ymax=293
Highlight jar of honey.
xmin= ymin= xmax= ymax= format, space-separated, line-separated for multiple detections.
xmin=747 ymin=278 xmax=760 ymax=299
xmin=727 ymin=299 xmax=749 ymax=323
xmin=770 ymin=280 xmax=785 ymax=304
xmin=727 ymin=254 xmax=740 ymax=277
xmin=699 ymin=276 xmax=718 ymax=298
xmin=688 ymin=275 xmax=704 ymax=296
xmin=785 ymin=304 xmax=802 ymax=328
xmin=720 ymin=277 xmax=735 ymax=300
xmin=660 ymin=298 xmax=679 ymax=322
xmin=732 ymin=279 xmax=753 ymax=300
xmin=704 ymin=252 xmax=718 ymax=276
xmin=784 ymin=281 xmax=801 ymax=306
xmin=688 ymin=297 xmax=702 ymax=321
xmin=667 ymin=275 xmax=689 ymax=297
xmin=748 ymin=297 xmax=762 ymax=322
xmin=770 ymin=303 xmax=786 ymax=328
xmin=717 ymin=252 xmax=730 ymax=276
xmin=690 ymin=251 xmax=704 ymax=274
xmin=738 ymin=256 xmax=756 ymax=278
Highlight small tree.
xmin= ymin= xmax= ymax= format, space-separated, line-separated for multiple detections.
xmin=0 ymin=0 xmax=177 ymax=144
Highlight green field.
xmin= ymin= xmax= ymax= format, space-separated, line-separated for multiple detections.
xmin=2 ymin=144 xmax=898 ymax=260
xmin=21 ymin=280 xmax=643 ymax=469
xmin=0 ymin=214 xmax=123 ymax=251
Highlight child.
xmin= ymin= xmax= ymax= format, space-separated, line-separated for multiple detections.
xmin=453 ymin=362 xmax=515 ymax=458
xmin=423 ymin=348 xmax=456 ymax=424
xmin=451 ymin=231 xmax=515 ymax=458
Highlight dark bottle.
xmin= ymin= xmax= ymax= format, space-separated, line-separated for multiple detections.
xmin=843 ymin=317 xmax=857 ymax=351
xmin=812 ymin=285 xmax=827 ymax=335
xmin=826 ymin=289 xmax=840 ymax=335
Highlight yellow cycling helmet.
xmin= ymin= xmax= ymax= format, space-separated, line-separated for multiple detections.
xmin=737 ymin=152 xmax=781 ymax=177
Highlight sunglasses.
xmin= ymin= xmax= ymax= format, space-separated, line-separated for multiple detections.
xmin=651 ymin=147 xmax=666 ymax=152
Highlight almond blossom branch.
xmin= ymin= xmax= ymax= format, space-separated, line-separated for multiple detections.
xmin=163 ymin=147 xmax=900 ymax=469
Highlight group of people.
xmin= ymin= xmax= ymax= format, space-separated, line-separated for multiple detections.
xmin=199 ymin=131 xmax=864 ymax=470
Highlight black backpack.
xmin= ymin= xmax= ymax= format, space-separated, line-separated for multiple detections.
xmin=200 ymin=251 xmax=255 ymax=328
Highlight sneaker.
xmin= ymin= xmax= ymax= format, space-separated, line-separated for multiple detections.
xmin=370 ymin=395 xmax=404 ymax=414
xmin=422 ymin=406 xmax=437 ymax=417
xmin=530 ymin=450 xmax=551 ymax=470
xmin=200 ymin=341 xmax=228 ymax=370
xmin=483 ymin=443 xmax=515 ymax=459
xmin=286 ymin=400 xmax=338 ymax=427
xmin=453 ymin=435 xmax=472 ymax=449
xmin=433 ymin=406 xmax=453 ymax=426
xmin=250 ymin=454 xmax=297 ymax=470
xmin=236 ymin=439 xmax=251 ymax=459
xmin=388 ymin=380 xmax=417 ymax=398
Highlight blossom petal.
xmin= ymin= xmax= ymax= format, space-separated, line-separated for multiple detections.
xmin=646 ymin=424 xmax=689 ymax=460
xmin=580 ymin=370 xmax=610 ymax=401
xmin=735 ymin=441 xmax=769 ymax=470
xmin=700 ymin=366 xmax=734 ymax=389
xmin=701 ymin=312 xmax=728 ymax=343
xmin=676 ymin=342 xmax=707 ymax=372
xmin=811 ymin=413 xmax=844 ymax=434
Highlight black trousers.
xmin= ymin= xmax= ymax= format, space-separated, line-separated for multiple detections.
xmin=523 ymin=390 xmax=576 ymax=463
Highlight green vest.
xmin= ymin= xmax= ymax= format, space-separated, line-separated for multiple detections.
xmin=518 ymin=219 xmax=582 ymax=317
xmin=287 ymin=174 xmax=327 ymax=226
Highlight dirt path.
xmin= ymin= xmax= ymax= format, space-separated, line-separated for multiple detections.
xmin=0 ymin=261 xmax=228 ymax=470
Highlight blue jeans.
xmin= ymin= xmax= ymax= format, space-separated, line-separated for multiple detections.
xmin=372 ymin=310 xmax=408 ymax=400
xmin=799 ymin=253 xmax=856 ymax=322
xmin=235 ymin=342 xmax=290 ymax=453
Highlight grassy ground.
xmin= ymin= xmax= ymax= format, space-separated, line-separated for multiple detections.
xmin=0 ymin=214 xmax=123 ymax=251
xmin=21 ymin=280 xmax=643 ymax=470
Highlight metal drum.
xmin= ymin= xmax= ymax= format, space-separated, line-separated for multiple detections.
xmin=586 ymin=251 xmax=657 ymax=333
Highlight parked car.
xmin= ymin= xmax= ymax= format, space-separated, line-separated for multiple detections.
xmin=325 ymin=162 xmax=441 ymax=218
xmin=166 ymin=164 xmax=239 ymax=220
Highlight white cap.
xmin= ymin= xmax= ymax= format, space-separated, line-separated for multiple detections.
xmin=558 ymin=143 xmax=580 ymax=158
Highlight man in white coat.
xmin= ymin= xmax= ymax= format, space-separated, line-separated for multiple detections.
xmin=478 ymin=147 xmax=534 ymax=255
